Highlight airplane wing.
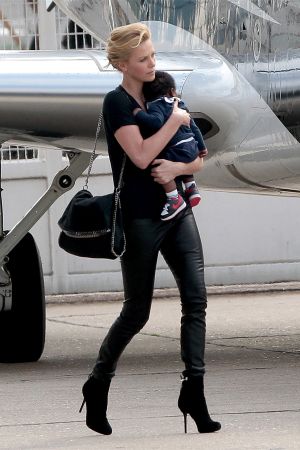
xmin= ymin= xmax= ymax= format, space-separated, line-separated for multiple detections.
xmin=1 ymin=18 xmax=300 ymax=194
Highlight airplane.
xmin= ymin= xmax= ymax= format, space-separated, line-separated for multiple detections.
xmin=0 ymin=0 xmax=299 ymax=363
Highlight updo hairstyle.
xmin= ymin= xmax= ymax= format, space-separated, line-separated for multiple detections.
xmin=106 ymin=23 xmax=151 ymax=69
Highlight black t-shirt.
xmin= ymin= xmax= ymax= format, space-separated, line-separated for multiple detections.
xmin=103 ymin=85 xmax=165 ymax=220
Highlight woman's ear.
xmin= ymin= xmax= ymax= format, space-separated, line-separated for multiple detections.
xmin=117 ymin=61 xmax=128 ymax=72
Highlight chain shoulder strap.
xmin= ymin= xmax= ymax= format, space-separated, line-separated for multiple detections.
xmin=83 ymin=109 xmax=103 ymax=190
xmin=111 ymin=154 xmax=126 ymax=257
xmin=83 ymin=108 xmax=126 ymax=191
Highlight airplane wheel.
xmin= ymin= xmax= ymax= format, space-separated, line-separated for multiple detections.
xmin=0 ymin=232 xmax=45 ymax=362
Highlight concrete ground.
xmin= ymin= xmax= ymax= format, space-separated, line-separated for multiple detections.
xmin=0 ymin=290 xmax=299 ymax=450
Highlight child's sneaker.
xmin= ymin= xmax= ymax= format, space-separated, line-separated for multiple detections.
xmin=185 ymin=183 xmax=201 ymax=207
xmin=161 ymin=194 xmax=186 ymax=221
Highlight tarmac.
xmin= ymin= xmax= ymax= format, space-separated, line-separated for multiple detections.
xmin=0 ymin=288 xmax=299 ymax=450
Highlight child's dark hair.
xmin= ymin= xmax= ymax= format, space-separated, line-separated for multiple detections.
xmin=143 ymin=70 xmax=176 ymax=102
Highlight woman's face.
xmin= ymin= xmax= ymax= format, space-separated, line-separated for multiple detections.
xmin=119 ymin=38 xmax=156 ymax=83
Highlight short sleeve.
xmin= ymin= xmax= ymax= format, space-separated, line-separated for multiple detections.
xmin=103 ymin=89 xmax=137 ymax=134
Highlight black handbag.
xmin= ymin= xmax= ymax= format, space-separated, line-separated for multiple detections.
xmin=58 ymin=112 xmax=126 ymax=259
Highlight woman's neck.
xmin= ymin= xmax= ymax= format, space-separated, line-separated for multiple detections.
xmin=121 ymin=78 xmax=145 ymax=107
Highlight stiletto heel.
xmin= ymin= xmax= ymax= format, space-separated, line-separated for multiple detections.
xmin=79 ymin=398 xmax=85 ymax=413
xmin=183 ymin=412 xmax=187 ymax=434
xmin=178 ymin=376 xmax=221 ymax=434
xmin=80 ymin=375 xmax=112 ymax=435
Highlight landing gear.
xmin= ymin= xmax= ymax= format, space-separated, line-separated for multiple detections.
xmin=0 ymin=150 xmax=91 ymax=362
xmin=0 ymin=233 xmax=45 ymax=362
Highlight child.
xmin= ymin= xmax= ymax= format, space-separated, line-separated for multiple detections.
xmin=134 ymin=70 xmax=208 ymax=221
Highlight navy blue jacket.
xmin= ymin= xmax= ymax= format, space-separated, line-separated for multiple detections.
xmin=135 ymin=96 xmax=207 ymax=153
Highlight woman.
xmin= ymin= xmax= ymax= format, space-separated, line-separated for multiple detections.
xmin=79 ymin=22 xmax=221 ymax=436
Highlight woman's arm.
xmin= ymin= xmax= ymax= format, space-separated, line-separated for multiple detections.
xmin=114 ymin=100 xmax=190 ymax=170
xmin=151 ymin=157 xmax=204 ymax=185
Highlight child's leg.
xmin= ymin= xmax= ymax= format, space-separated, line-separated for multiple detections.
xmin=161 ymin=179 xmax=186 ymax=221
xmin=182 ymin=175 xmax=194 ymax=184
xmin=183 ymin=174 xmax=202 ymax=207
xmin=163 ymin=179 xmax=178 ymax=196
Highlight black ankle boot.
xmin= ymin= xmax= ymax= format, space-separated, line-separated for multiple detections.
xmin=178 ymin=376 xmax=221 ymax=433
xmin=79 ymin=375 xmax=112 ymax=435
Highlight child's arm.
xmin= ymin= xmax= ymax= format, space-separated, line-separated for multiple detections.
xmin=190 ymin=119 xmax=208 ymax=157
xmin=179 ymin=99 xmax=208 ymax=156
xmin=134 ymin=102 xmax=167 ymax=131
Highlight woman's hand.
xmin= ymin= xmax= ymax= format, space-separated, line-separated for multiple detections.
xmin=151 ymin=159 xmax=181 ymax=184
xmin=172 ymin=98 xmax=190 ymax=126
xmin=151 ymin=157 xmax=204 ymax=184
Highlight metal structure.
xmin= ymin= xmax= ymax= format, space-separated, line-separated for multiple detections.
xmin=0 ymin=0 xmax=39 ymax=50
xmin=0 ymin=0 xmax=100 ymax=51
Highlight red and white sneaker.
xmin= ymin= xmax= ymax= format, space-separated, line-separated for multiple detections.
xmin=161 ymin=194 xmax=186 ymax=221
xmin=185 ymin=183 xmax=201 ymax=207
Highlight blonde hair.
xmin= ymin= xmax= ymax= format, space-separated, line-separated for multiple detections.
xmin=106 ymin=23 xmax=151 ymax=69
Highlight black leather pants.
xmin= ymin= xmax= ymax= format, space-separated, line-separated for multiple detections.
xmin=92 ymin=208 xmax=207 ymax=380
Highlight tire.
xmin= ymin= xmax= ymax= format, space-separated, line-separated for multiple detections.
xmin=0 ymin=232 xmax=45 ymax=362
